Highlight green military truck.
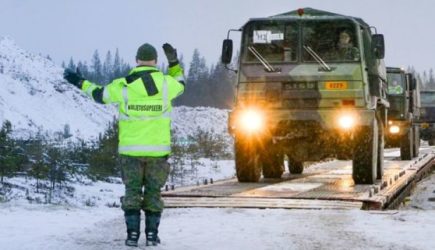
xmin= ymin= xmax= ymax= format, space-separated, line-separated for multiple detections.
xmin=385 ymin=67 xmax=420 ymax=159
xmin=221 ymin=8 xmax=389 ymax=184
xmin=418 ymin=90 xmax=435 ymax=145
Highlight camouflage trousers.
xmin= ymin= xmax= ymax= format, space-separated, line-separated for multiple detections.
xmin=120 ymin=156 xmax=170 ymax=213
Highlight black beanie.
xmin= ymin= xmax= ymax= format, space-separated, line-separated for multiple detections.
xmin=136 ymin=43 xmax=157 ymax=61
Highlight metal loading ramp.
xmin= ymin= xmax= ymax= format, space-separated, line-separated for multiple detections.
xmin=163 ymin=148 xmax=435 ymax=210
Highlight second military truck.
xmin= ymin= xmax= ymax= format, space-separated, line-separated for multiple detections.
xmin=418 ymin=90 xmax=435 ymax=145
xmin=222 ymin=8 xmax=388 ymax=184
xmin=385 ymin=67 xmax=420 ymax=160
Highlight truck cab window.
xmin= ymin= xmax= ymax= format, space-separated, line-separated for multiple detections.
xmin=243 ymin=22 xmax=298 ymax=63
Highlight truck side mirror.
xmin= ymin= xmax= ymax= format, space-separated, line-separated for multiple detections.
xmin=411 ymin=78 xmax=417 ymax=91
xmin=406 ymin=73 xmax=416 ymax=90
xmin=372 ymin=34 xmax=385 ymax=59
xmin=221 ymin=39 xmax=233 ymax=64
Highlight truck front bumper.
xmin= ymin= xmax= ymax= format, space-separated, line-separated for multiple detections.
xmin=228 ymin=108 xmax=376 ymax=137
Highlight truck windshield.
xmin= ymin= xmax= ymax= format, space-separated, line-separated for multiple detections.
xmin=302 ymin=20 xmax=360 ymax=62
xmin=421 ymin=92 xmax=435 ymax=107
xmin=242 ymin=21 xmax=298 ymax=63
xmin=387 ymin=73 xmax=405 ymax=95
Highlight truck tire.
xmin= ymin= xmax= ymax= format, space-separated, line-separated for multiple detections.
xmin=288 ymin=157 xmax=304 ymax=174
xmin=400 ymin=127 xmax=413 ymax=160
xmin=352 ymin=118 xmax=378 ymax=184
xmin=262 ymin=149 xmax=285 ymax=178
xmin=377 ymin=117 xmax=384 ymax=180
xmin=234 ymin=138 xmax=262 ymax=182
xmin=412 ymin=126 xmax=420 ymax=157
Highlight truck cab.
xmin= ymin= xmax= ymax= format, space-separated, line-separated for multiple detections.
xmin=222 ymin=8 xmax=388 ymax=184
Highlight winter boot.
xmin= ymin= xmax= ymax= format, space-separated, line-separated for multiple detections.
xmin=124 ymin=210 xmax=141 ymax=247
xmin=145 ymin=211 xmax=161 ymax=246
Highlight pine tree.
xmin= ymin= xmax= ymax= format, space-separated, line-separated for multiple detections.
xmin=0 ymin=120 xmax=15 ymax=183
xmin=178 ymin=54 xmax=185 ymax=70
xmin=103 ymin=50 xmax=113 ymax=84
xmin=67 ymin=57 xmax=76 ymax=70
xmin=88 ymin=118 xmax=120 ymax=179
xmin=91 ymin=50 xmax=102 ymax=82
xmin=208 ymin=58 xmax=235 ymax=108
xmin=113 ymin=48 xmax=122 ymax=78
xmin=175 ymin=49 xmax=210 ymax=106
xmin=27 ymin=131 xmax=49 ymax=193
xmin=81 ymin=61 xmax=90 ymax=79
xmin=46 ymin=146 xmax=67 ymax=193
xmin=65 ymin=49 xmax=131 ymax=85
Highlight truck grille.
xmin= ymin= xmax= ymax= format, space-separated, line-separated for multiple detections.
xmin=279 ymin=82 xmax=320 ymax=109
xmin=284 ymin=82 xmax=317 ymax=90
xmin=283 ymin=98 xmax=320 ymax=108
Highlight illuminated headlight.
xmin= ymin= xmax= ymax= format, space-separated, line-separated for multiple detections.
xmin=239 ymin=109 xmax=264 ymax=132
xmin=389 ymin=125 xmax=400 ymax=134
xmin=338 ymin=115 xmax=355 ymax=130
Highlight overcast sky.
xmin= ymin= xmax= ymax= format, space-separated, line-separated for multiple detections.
xmin=1 ymin=0 xmax=434 ymax=72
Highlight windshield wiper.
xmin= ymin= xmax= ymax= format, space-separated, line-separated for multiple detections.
xmin=248 ymin=46 xmax=279 ymax=72
xmin=303 ymin=45 xmax=332 ymax=72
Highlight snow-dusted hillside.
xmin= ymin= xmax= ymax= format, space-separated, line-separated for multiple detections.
xmin=0 ymin=36 xmax=114 ymax=140
xmin=0 ymin=36 xmax=232 ymax=143
xmin=172 ymin=106 xmax=229 ymax=138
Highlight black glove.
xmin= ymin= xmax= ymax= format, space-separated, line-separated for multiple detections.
xmin=63 ymin=68 xmax=85 ymax=88
xmin=162 ymin=43 xmax=178 ymax=64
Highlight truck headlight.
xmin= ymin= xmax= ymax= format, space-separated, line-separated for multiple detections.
xmin=338 ymin=115 xmax=355 ymax=130
xmin=389 ymin=125 xmax=400 ymax=134
xmin=239 ymin=109 xmax=264 ymax=133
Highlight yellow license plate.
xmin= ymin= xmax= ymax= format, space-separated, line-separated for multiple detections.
xmin=325 ymin=81 xmax=348 ymax=90
xmin=421 ymin=123 xmax=430 ymax=129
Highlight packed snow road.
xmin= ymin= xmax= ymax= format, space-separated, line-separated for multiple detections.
xmin=1 ymin=204 xmax=435 ymax=250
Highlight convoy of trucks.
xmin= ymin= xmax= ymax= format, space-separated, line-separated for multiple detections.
xmin=220 ymin=8 xmax=430 ymax=185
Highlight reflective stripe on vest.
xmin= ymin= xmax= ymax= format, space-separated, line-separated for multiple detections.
xmin=119 ymin=145 xmax=171 ymax=153
xmin=162 ymin=77 xmax=168 ymax=110
xmin=86 ymin=85 xmax=97 ymax=98
xmin=118 ymin=112 xmax=171 ymax=121
xmin=103 ymin=87 xmax=110 ymax=103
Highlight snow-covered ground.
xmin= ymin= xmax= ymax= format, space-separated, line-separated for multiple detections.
xmin=2 ymin=204 xmax=435 ymax=250
xmin=1 ymin=154 xmax=435 ymax=250
xmin=404 ymin=172 xmax=435 ymax=211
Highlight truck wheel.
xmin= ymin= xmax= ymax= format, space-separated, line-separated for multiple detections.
xmin=352 ymin=119 xmax=378 ymax=184
xmin=234 ymin=138 xmax=262 ymax=182
xmin=262 ymin=148 xmax=285 ymax=178
xmin=412 ymin=126 xmax=420 ymax=157
xmin=377 ymin=117 xmax=384 ymax=180
xmin=288 ymin=157 xmax=304 ymax=174
xmin=400 ymin=127 xmax=413 ymax=160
